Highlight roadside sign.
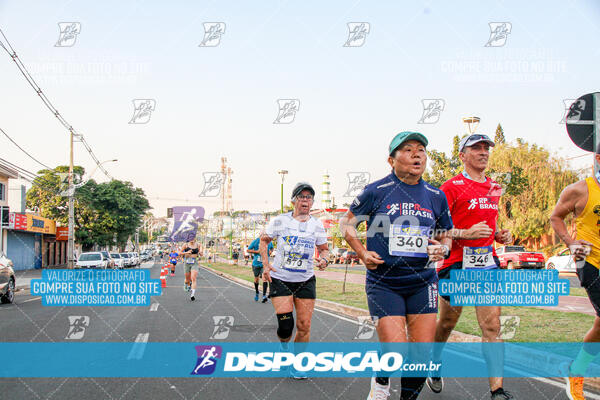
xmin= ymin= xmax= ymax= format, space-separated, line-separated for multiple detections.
xmin=565 ymin=92 xmax=600 ymax=180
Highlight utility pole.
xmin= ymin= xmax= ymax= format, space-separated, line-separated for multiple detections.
xmin=68 ymin=129 xmax=75 ymax=268
xmin=135 ymin=227 xmax=140 ymax=253
xmin=278 ymin=170 xmax=288 ymax=213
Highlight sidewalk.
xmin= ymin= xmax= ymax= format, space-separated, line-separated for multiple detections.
xmin=314 ymin=269 xmax=596 ymax=315
xmin=13 ymin=268 xmax=42 ymax=290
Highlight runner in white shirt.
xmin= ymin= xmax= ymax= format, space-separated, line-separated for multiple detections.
xmin=260 ymin=182 xmax=330 ymax=380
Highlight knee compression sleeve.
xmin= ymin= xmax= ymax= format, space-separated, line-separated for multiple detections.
xmin=276 ymin=312 xmax=294 ymax=339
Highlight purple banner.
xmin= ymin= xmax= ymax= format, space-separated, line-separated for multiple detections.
xmin=170 ymin=206 xmax=205 ymax=242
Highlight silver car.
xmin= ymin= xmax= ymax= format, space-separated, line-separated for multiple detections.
xmin=0 ymin=251 xmax=15 ymax=304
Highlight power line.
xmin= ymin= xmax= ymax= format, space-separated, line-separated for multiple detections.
xmin=0 ymin=28 xmax=113 ymax=180
xmin=0 ymin=126 xmax=52 ymax=170
xmin=0 ymin=157 xmax=38 ymax=180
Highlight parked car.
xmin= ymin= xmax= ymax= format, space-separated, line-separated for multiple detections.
xmin=330 ymin=248 xmax=348 ymax=264
xmin=76 ymin=252 xmax=109 ymax=269
xmin=110 ymin=253 xmax=125 ymax=269
xmin=100 ymin=251 xmax=115 ymax=268
xmin=128 ymin=252 xmax=140 ymax=267
xmin=120 ymin=253 xmax=133 ymax=267
xmin=546 ymin=248 xmax=578 ymax=273
xmin=496 ymin=246 xmax=545 ymax=269
xmin=0 ymin=251 xmax=15 ymax=304
xmin=140 ymin=251 xmax=152 ymax=262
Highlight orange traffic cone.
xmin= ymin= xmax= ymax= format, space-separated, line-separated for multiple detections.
xmin=160 ymin=265 xmax=167 ymax=288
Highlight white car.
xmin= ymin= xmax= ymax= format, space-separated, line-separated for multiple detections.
xmin=110 ymin=253 xmax=125 ymax=269
xmin=119 ymin=253 xmax=133 ymax=267
xmin=128 ymin=252 xmax=140 ymax=267
xmin=545 ymin=248 xmax=578 ymax=273
xmin=76 ymin=252 xmax=109 ymax=269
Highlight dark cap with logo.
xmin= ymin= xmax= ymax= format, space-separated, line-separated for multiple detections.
xmin=291 ymin=182 xmax=315 ymax=199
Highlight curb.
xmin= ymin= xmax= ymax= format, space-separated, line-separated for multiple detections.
xmin=201 ymin=263 xmax=600 ymax=392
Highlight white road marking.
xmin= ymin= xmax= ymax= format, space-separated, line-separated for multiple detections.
xmin=149 ymin=303 xmax=159 ymax=311
xmin=127 ymin=333 xmax=149 ymax=360
xmin=202 ymin=265 xmax=600 ymax=397
xmin=21 ymin=297 xmax=42 ymax=303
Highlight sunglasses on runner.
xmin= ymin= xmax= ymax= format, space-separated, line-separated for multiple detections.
xmin=458 ymin=134 xmax=495 ymax=152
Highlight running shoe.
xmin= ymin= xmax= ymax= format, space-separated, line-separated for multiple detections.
xmin=366 ymin=377 xmax=390 ymax=400
xmin=170 ymin=273 xmax=175 ymax=277
xmin=254 ymin=293 xmax=259 ymax=302
xmin=290 ymin=367 xmax=307 ymax=380
xmin=562 ymin=362 xmax=585 ymax=400
xmin=262 ymin=295 xmax=268 ymax=303
xmin=190 ymin=295 xmax=195 ymax=301
xmin=490 ymin=388 xmax=514 ymax=399
xmin=426 ymin=376 xmax=443 ymax=393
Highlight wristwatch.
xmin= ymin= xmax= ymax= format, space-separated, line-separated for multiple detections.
xmin=442 ymin=245 xmax=451 ymax=259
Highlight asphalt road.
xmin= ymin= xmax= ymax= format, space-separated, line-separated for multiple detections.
xmin=0 ymin=260 xmax=595 ymax=399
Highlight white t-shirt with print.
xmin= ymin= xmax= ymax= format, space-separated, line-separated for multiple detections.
xmin=264 ymin=212 xmax=328 ymax=282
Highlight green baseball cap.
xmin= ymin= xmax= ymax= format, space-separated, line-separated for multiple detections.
xmin=388 ymin=131 xmax=428 ymax=155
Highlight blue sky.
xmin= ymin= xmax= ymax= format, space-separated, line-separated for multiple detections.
xmin=1 ymin=0 xmax=599 ymax=216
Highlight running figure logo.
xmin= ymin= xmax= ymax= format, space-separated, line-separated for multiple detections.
xmin=56 ymin=172 xmax=82 ymax=197
xmin=199 ymin=172 xmax=224 ymax=197
xmin=210 ymin=316 xmax=234 ymax=339
xmin=170 ymin=206 xmax=205 ymax=242
xmin=561 ymin=98 xmax=586 ymax=124
xmin=65 ymin=316 xmax=90 ymax=339
xmin=498 ymin=315 xmax=520 ymax=339
xmin=386 ymin=203 xmax=399 ymax=215
xmin=344 ymin=172 xmax=371 ymax=198
xmin=191 ymin=345 xmax=223 ymax=375
xmin=467 ymin=198 xmax=478 ymax=210
xmin=199 ymin=22 xmax=226 ymax=47
xmin=129 ymin=99 xmax=156 ymax=124
xmin=354 ymin=316 xmax=378 ymax=340
xmin=484 ymin=22 xmax=512 ymax=47
xmin=417 ymin=99 xmax=445 ymax=124
xmin=344 ymin=22 xmax=370 ymax=47
xmin=55 ymin=22 xmax=81 ymax=47
xmin=273 ymin=99 xmax=300 ymax=124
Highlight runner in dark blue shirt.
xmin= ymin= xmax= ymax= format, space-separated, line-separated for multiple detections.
xmin=341 ymin=131 xmax=453 ymax=400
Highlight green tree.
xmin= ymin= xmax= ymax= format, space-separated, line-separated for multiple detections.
xmin=422 ymin=135 xmax=463 ymax=187
xmin=495 ymin=123 xmax=506 ymax=144
xmin=487 ymin=141 xmax=578 ymax=242
xmin=26 ymin=166 xmax=151 ymax=250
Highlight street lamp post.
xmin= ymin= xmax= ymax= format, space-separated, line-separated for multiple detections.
xmin=278 ymin=170 xmax=288 ymax=213
xmin=462 ymin=116 xmax=480 ymax=134
xmin=67 ymin=157 xmax=118 ymax=268
xmin=229 ymin=211 xmax=234 ymax=261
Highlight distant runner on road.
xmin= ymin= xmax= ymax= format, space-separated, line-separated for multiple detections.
xmin=551 ymin=143 xmax=600 ymax=400
xmin=248 ymin=236 xmax=273 ymax=303
xmin=260 ymin=182 xmax=330 ymax=380
xmin=168 ymin=249 xmax=179 ymax=276
xmin=181 ymin=239 xmax=202 ymax=301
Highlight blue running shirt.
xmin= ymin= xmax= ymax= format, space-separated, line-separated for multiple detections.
xmin=349 ymin=172 xmax=453 ymax=289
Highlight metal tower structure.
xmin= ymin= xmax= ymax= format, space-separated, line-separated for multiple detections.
xmin=322 ymin=170 xmax=332 ymax=210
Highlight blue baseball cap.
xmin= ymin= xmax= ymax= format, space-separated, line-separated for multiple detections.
xmin=388 ymin=131 xmax=428 ymax=155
